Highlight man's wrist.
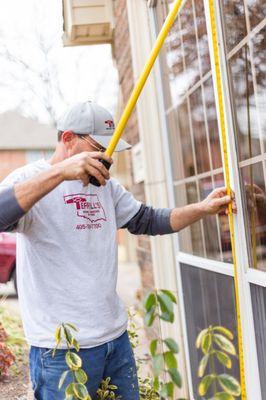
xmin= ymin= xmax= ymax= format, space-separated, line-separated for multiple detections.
xmin=51 ymin=164 xmax=66 ymax=183
xmin=197 ymin=201 xmax=209 ymax=217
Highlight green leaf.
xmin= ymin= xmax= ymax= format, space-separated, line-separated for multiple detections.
xmin=196 ymin=328 xmax=208 ymax=349
xmin=65 ymin=323 xmax=78 ymax=332
xmin=65 ymin=352 xmax=82 ymax=371
xmin=160 ymin=382 xmax=174 ymax=397
xmin=160 ymin=289 xmax=177 ymax=304
xmin=65 ymin=382 xmax=75 ymax=396
xmin=164 ymin=338 xmax=179 ymax=354
xmin=157 ymin=293 xmax=174 ymax=316
xmin=213 ymin=392 xmax=235 ymax=400
xmin=153 ymin=376 xmax=159 ymax=391
xmin=75 ymin=369 xmax=88 ymax=385
xmin=198 ymin=374 xmax=216 ymax=396
xmin=160 ymin=311 xmax=174 ymax=323
xmin=168 ymin=367 xmax=182 ymax=388
xmin=164 ymin=351 xmax=177 ymax=369
xmin=153 ymin=354 xmax=164 ymax=375
xmin=218 ymin=374 xmax=241 ymax=396
xmin=150 ymin=339 xmax=158 ymax=356
xmin=201 ymin=333 xmax=212 ymax=354
xmin=58 ymin=370 xmax=69 ymax=390
xmin=63 ymin=326 xmax=73 ymax=345
xmin=55 ymin=326 xmax=62 ymax=345
xmin=144 ymin=306 xmax=156 ymax=327
xmin=214 ymin=334 xmax=236 ymax=355
xmin=73 ymin=383 xmax=89 ymax=400
xmin=216 ymin=351 xmax=232 ymax=369
xmin=72 ymin=337 xmax=80 ymax=352
xmin=198 ymin=354 xmax=209 ymax=378
xmin=213 ymin=326 xmax=234 ymax=340
xmin=144 ymin=292 xmax=156 ymax=311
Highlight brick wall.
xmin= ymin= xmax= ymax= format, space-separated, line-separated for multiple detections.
xmin=0 ymin=151 xmax=26 ymax=182
xmin=113 ymin=0 xmax=155 ymax=296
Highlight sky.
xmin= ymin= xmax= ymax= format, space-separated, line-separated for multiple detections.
xmin=0 ymin=0 xmax=119 ymax=126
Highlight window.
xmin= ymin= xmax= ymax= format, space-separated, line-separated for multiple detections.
xmin=221 ymin=1 xmax=266 ymax=270
xmin=181 ymin=264 xmax=240 ymax=400
xmin=157 ymin=0 xmax=232 ymax=262
xmin=251 ymin=283 xmax=266 ymax=398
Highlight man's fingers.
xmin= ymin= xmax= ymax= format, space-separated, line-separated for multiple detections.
xmin=88 ymin=158 xmax=110 ymax=180
xmin=91 ymin=152 xmax=113 ymax=165
xmin=87 ymin=166 xmax=106 ymax=186
xmin=214 ymin=195 xmax=231 ymax=207
xmin=80 ymin=173 xmax=90 ymax=187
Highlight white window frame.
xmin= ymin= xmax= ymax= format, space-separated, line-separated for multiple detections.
xmin=149 ymin=0 xmax=264 ymax=398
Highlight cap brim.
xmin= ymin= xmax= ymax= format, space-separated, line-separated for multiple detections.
xmin=91 ymin=135 xmax=132 ymax=152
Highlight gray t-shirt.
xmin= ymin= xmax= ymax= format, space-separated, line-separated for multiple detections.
xmin=1 ymin=159 xmax=141 ymax=348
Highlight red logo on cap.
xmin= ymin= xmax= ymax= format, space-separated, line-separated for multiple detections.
xmin=105 ymin=120 xmax=115 ymax=130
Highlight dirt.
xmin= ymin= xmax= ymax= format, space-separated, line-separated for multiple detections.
xmin=0 ymin=350 xmax=31 ymax=400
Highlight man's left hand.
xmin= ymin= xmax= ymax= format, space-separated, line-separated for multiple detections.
xmin=200 ymin=187 xmax=237 ymax=216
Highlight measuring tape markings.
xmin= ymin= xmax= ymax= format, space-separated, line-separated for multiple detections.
xmin=208 ymin=0 xmax=247 ymax=398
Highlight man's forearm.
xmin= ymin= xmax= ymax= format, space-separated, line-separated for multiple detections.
xmin=170 ymin=202 xmax=207 ymax=232
xmin=14 ymin=165 xmax=64 ymax=212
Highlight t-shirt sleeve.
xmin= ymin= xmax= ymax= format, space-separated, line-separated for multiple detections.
xmin=110 ymin=178 xmax=142 ymax=229
xmin=0 ymin=168 xmax=33 ymax=233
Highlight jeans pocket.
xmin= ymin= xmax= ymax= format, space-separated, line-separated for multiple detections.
xmin=40 ymin=348 xmax=53 ymax=359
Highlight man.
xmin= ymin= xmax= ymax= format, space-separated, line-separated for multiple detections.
xmin=0 ymin=101 xmax=236 ymax=400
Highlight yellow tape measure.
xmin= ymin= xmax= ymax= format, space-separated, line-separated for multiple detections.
xmin=208 ymin=0 xmax=247 ymax=398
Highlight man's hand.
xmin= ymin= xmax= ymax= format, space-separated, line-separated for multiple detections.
xmin=57 ymin=151 xmax=113 ymax=186
xmin=200 ymin=187 xmax=237 ymax=216
xmin=170 ymin=186 xmax=237 ymax=232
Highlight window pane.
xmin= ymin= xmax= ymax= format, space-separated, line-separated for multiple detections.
xmin=247 ymin=0 xmax=266 ymax=29
xmin=199 ymin=176 xmax=222 ymax=260
xmin=194 ymin=0 xmax=211 ymax=76
xmin=221 ymin=0 xmax=247 ymax=53
xmin=241 ymin=162 xmax=266 ymax=270
xmin=181 ymin=264 xmax=240 ymax=399
xmin=203 ymin=77 xmax=223 ymax=169
xmin=179 ymin=0 xmax=201 ymax=91
xmin=229 ymin=45 xmax=261 ymax=161
xmin=190 ymin=86 xmax=211 ymax=173
xmin=214 ymin=173 xmax=233 ymax=263
xmin=168 ymin=102 xmax=195 ymax=180
xmin=251 ymin=283 xmax=266 ymax=399
xmin=175 ymin=182 xmax=205 ymax=256
xmin=166 ymin=15 xmax=186 ymax=105
xmin=252 ymin=27 xmax=266 ymax=148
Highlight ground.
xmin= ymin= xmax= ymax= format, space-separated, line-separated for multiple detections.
xmin=0 ymin=261 xmax=149 ymax=399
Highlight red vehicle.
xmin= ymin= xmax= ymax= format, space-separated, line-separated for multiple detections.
xmin=0 ymin=233 xmax=17 ymax=291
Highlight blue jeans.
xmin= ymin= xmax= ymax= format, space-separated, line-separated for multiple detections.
xmin=29 ymin=330 xmax=139 ymax=400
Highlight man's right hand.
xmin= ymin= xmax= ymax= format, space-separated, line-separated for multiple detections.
xmin=57 ymin=152 xmax=113 ymax=186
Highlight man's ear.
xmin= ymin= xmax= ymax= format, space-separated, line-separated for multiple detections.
xmin=61 ymin=130 xmax=76 ymax=146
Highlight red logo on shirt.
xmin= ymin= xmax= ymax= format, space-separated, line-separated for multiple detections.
xmin=64 ymin=193 xmax=107 ymax=223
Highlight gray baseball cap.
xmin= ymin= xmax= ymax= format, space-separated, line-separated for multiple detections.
xmin=56 ymin=101 xmax=131 ymax=152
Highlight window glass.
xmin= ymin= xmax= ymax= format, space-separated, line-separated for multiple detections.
xmin=175 ymin=182 xmax=205 ymax=256
xmin=251 ymin=283 xmax=266 ymax=399
xmin=179 ymin=0 xmax=201 ymax=92
xmin=214 ymin=173 xmax=233 ymax=263
xmin=199 ymin=177 xmax=222 ymax=260
xmin=190 ymin=86 xmax=210 ymax=173
xmin=229 ymin=45 xmax=261 ymax=161
xmin=225 ymin=18 xmax=266 ymax=269
xmin=241 ymin=162 xmax=266 ymax=270
xmin=247 ymin=0 xmax=266 ymax=29
xmin=181 ymin=264 xmax=240 ymax=399
xmin=221 ymin=0 xmax=247 ymax=53
xmin=194 ymin=0 xmax=211 ymax=75
xmin=204 ymin=77 xmax=223 ymax=169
